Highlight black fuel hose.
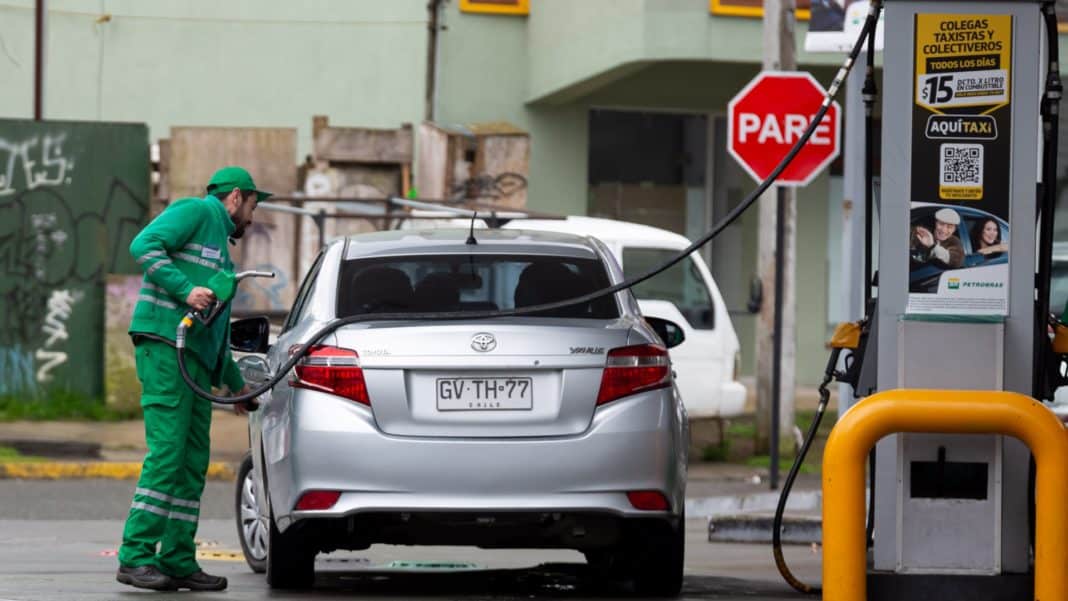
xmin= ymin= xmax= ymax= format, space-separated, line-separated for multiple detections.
xmin=772 ymin=348 xmax=839 ymax=594
xmin=862 ymin=6 xmax=880 ymax=553
xmin=175 ymin=1 xmax=884 ymax=416
xmin=1036 ymin=1 xmax=1063 ymax=401
xmin=772 ymin=2 xmax=881 ymax=594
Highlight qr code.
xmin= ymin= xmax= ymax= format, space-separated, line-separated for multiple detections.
xmin=940 ymin=143 xmax=983 ymax=186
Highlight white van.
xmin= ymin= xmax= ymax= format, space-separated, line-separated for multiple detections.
xmin=501 ymin=216 xmax=747 ymax=419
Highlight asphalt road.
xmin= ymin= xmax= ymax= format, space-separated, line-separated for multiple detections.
xmin=0 ymin=480 xmax=822 ymax=600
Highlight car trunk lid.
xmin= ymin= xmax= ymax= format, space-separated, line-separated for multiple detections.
xmin=333 ymin=320 xmax=631 ymax=438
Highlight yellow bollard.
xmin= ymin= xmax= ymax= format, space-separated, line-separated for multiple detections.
xmin=822 ymin=389 xmax=1068 ymax=601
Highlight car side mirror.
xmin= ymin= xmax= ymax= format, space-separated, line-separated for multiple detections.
xmin=231 ymin=316 xmax=270 ymax=353
xmin=646 ymin=317 xmax=686 ymax=349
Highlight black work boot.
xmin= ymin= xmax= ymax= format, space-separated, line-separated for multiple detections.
xmin=116 ymin=565 xmax=177 ymax=591
xmin=171 ymin=570 xmax=228 ymax=591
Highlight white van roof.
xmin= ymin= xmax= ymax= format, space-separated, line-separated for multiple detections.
xmin=502 ymin=216 xmax=693 ymax=249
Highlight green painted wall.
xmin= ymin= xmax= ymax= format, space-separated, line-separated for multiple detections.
xmin=435 ymin=2 xmax=590 ymax=217
xmin=0 ymin=119 xmax=150 ymax=399
xmin=0 ymin=0 xmax=427 ymax=158
xmin=0 ymin=0 xmax=946 ymax=388
xmin=434 ymin=5 xmax=838 ymax=384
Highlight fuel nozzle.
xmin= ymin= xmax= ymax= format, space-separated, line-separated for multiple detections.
xmin=191 ymin=270 xmax=276 ymax=326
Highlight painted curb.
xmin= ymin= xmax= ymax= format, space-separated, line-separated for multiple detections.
xmin=708 ymin=514 xmax=823 ymax=544
xmin=684 ymin=489 xmax=822 ymax=518
xmin=0 ymin=462 xmax=236 ymax=480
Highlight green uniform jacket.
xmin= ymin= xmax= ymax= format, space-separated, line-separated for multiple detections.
xmin=128 ymin=195 xmax=245 ymax=395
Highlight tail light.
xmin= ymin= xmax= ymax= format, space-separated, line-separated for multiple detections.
xmin=596 ymin=344 xmax=671 ymax=405
xmin=295 ymin=490 xmax=341 ymax=511
xmin=291 ymin=345 xmax=369 ymax=405
xmin=627 ymin=490 xmax=671 ymax=511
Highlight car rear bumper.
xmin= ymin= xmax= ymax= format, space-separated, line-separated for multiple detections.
xmin=264 ymin=388 xmax=686 ymax=531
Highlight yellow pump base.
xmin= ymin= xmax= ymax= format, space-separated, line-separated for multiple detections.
xmin=821 ymin=390 xmax=1068 ymax=601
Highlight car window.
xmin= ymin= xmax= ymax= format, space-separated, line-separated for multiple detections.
xmin=282 ymin=252 xmax=325 ymax=332
xmin=336 ymin=254 xmax=619 ymax=319
xmin=621 ymin=248 xmax=715 ymax=330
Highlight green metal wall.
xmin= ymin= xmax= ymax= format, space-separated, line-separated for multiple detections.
xmin=0 ymin=0 xmax=427 ymax=159
xmin=0 ymin=119 xmax=150 ymax=398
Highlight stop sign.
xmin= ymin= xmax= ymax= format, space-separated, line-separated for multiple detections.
xmin=728 ymin=71 xmax=841 ymax=186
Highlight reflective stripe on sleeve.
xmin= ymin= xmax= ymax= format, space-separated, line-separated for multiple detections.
xmin=146 ymin=258 xmax=173 ymax=275
xmin=174 ymin=252 xmax=220 ymax=271
xmin=136 ymin=250 xmax=167 ymax=264
xmin=137 ymin=294 xmax=178 ymax=310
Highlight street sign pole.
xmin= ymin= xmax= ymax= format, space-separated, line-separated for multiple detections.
xmin=771 ymin=184 xmax=786 ymax=491
xmin=726 ymin=68 xmax=842 ymax=493
xmin=760 ymin=0 xmax=796 ymax=491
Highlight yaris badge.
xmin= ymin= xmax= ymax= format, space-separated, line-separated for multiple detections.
xmin=471 ymin=333 xmax=497 ymax=352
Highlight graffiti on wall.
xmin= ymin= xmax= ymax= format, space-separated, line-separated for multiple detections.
xmin=450 ymin=171 xmax=527 ymax=202
xmin=231 ymin=221 xmax=291 ymax=313
xmin=0 ymin=133 xmax=75 ymax=196
xmin=0 ymin=129 xmax=148 ymax=397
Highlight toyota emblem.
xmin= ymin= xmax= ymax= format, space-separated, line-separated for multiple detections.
xmin=471 ymin=333 xmax=497 ymax=352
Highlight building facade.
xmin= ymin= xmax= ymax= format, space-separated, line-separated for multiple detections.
xmin=0 ymin=0 xmax=906 ymax=384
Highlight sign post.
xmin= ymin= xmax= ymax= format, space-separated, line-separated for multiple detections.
xmin=729 ymin=71 xmax=840 ymax=488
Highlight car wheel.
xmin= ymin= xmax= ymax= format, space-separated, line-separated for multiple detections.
xmin=234 ymin=453 xmax=267 ymax=573
xmin=629 ymin=514 xmax=685 ymax=598
xmin=266 ymin=509 xmax=316 ymax=589
xmin=583 ymin=548 xmax=625 ymax=595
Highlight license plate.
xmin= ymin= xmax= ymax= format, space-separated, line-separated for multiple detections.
xmin=435 ymin=377 xmax=533 ymax=411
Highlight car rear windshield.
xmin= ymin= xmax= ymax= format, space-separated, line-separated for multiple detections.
xmin=336 ymin=254 xmax=620 ymax=319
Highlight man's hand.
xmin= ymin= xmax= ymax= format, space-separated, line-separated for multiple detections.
xmin=233 ymin=384 xmax=259 ymax=416
xmin=186 ymin=286 xmax=216 ymax=311
xmin=914 ymin=226 xmax=934 ymax=248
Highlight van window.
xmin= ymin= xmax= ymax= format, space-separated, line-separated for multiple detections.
xmin=622 ymin=248 xmax=715 ymax=330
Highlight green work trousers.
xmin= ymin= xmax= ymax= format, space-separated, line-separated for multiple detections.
xmin=118 ymin=338 xmax=213 ymax=578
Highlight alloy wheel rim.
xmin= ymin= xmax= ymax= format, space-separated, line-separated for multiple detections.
xmin=240 ymin=470 xmax=268 ymax=560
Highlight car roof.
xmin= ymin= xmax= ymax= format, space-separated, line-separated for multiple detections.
xmin=342 ymin=227 xmax=602 ymax=260
xmin=501 ymin=216 xmax=693 ymax=249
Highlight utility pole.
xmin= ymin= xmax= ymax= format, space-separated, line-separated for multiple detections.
xmin=34 ymin=0 xmax=45 ymax=120
xmin=754 ymin=0 xmax=797 ymax=489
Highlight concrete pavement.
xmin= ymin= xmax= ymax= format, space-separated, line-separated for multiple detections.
xmin=0 ymin=410 xmax=824 ymax=522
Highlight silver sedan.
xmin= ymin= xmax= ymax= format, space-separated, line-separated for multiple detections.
xmin=232 ymin=228 xmax=689 ymax=596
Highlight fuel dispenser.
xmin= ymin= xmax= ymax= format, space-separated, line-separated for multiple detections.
xmin=870 ymin=3 xmax=1045 ymax=596
xmin=785 ymin=1 xmax=1066 ymax=599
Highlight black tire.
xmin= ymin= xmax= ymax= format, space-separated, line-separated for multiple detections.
xmin=266 ymin=509 xmax=316 ymax=590
xmin=234 ymin=453 xmax=267 ymax=573
xmin=629 ymin=514 xmax=685 ymax=598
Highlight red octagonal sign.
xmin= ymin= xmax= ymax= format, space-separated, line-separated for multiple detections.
xmin=728 ymin=71 xmax=841 ymax=187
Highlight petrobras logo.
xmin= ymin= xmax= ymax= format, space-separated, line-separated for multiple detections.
xmin=948 ymin=277 xmax=961 ymax=290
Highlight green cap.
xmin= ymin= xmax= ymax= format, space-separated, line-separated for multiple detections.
xmin=206 ymin=166 xmax=272 ymax=203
